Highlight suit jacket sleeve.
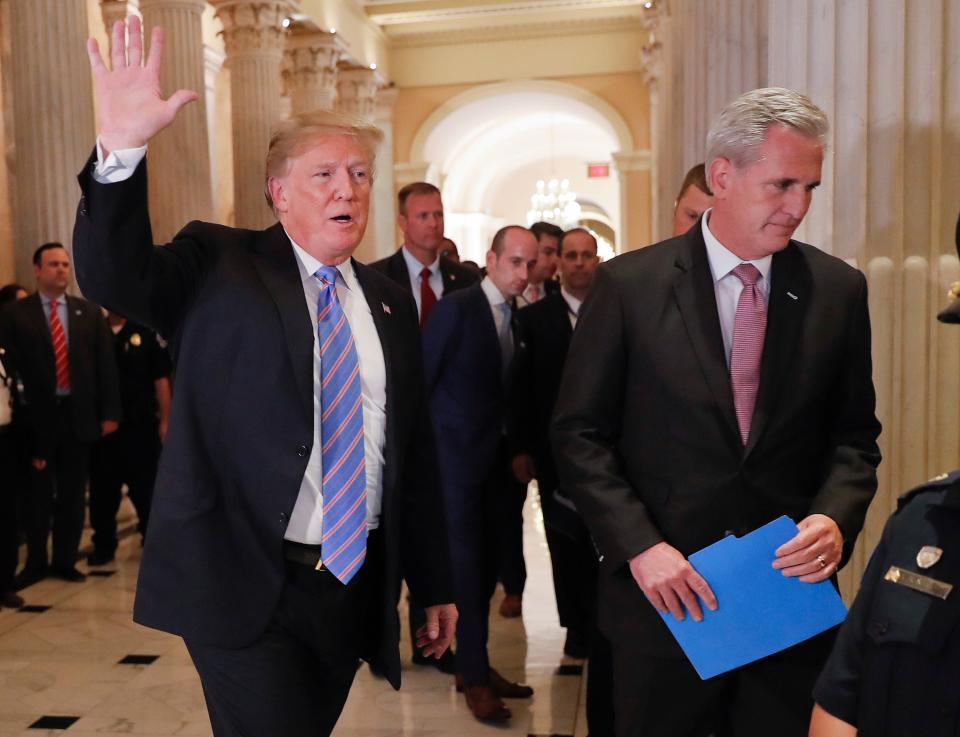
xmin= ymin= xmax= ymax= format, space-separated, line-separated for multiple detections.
xmin=809 ymin=273 xmax=882 ymax=565
xmin=551 ymin=264 xmax=665 ymax=565
xmin=73 ymin=151 xmax=216 ymax=338
xmin=94 ymin=308 xmax=122 ymax=423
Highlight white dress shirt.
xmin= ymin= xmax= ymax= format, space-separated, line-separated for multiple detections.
xmin=560 ymin=287 xmax=583 ymax=329
xmin=401 ymin=246 xmax=443 ymax=318
xmin=90 ymin=140 xmax=388 ymax=544
xmin=701 ymin=210 xmax=772 ymax=366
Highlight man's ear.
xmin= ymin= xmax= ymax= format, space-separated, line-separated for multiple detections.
xmin=267 ymin=177 xmax=287 ymax=213
xmin=708 ymin=157 xmax=733 ymax=200
xmin=485 ymin=249 xmax=497 ymax=272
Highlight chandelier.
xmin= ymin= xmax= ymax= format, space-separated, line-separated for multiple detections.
xmin=526 ymin=178 xmax=582 ymax=229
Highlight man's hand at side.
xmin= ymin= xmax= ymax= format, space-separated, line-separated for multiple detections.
xmin=87 ymin=16 xmax=198 ymax=157
xmin=773 ymin=513 xmax=843 ymax=583
xmin=628 ymin=542 xmax=717 ymax=622
xmin=416 ymin=603 xmax=458 ymax=659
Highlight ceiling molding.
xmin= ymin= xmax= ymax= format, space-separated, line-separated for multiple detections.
xmin=366 ymin=0 xmax=648 ymax=26
xmin=387 ymin=14 xmax=645 ymax=47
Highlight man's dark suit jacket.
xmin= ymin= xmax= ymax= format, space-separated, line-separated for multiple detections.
xmin=72 ymin=156 xmax=452 ymax=689
xmin=369 ymin=248 xmax=478 ymax=299
xmin=552 ymin=224 xmax=882 ymax=656
xmin=0 ymin=293 xmax=121 ymax=457
xmin=512 ymin=291 xmax=572 ymax=494
xmin=421 ymin=283 xmax=517 ymax=486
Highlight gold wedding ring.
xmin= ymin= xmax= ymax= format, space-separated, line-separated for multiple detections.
xmin=816 ymin=554 xmax=827 ymax=569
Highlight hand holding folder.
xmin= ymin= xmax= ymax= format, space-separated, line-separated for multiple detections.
xmin=656 ymin=516 xmax=848 ymax=680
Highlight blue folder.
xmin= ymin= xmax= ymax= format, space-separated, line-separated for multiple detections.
xmin=658 ymin=515 xmax=847 ymax=679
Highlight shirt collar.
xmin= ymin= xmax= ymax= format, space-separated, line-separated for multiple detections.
xmin=481 ymin=276 xmax=508 ymax=309
xmin=287 ymin=232 xmax=356 ymax=291
xmin=401 ymin=245 xmax=440 ymax=278
xmin=560 ymin=287 xmax=582 ymax=316
xmin=701 ymin=209 xmax=773 ymax=284
xmin=39 ymin=291 xmax=65 ymax=306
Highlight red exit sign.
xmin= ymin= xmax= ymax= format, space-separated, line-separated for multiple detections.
xmin=587 ymin=163 xmax=610 ymax=178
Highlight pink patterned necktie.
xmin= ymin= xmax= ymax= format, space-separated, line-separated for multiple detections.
xmin=730 ymin=264 xmax=766 ymax=444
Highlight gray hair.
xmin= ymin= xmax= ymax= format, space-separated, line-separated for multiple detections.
xmin=705 ymin=87 xmax=829 ymax=179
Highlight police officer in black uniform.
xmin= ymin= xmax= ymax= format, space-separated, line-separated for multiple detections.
xmin=810 ymin=215 xmax=960 ymax=737
xmin=86 ymin=311 xmax=171 ymax=565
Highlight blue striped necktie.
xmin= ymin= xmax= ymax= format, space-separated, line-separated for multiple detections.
xmin=315 ymin=265 xmax=366 ymax=584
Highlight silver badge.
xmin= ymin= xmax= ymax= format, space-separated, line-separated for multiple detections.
xmin=917 ymin=546 xmax=943 ymax=569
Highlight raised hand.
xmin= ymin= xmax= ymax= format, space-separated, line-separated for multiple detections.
xmin=86 ymin=16 xmax=198 ymax=157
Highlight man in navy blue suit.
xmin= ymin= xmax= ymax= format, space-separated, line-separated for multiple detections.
xmin=421 ymin=225 xmax=538 ymax=723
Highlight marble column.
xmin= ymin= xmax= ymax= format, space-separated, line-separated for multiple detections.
xmin=211 ymin=0 xmax=291 ymax=230
xmin=336 ymin=65 xmax=381 ymax=120
xmin=99 ymin=0 xmax=130 ymax=38
xmin=612 ymin=150 xmax=653 ymax=252
xmin=7 ymin=0 xmax=96 ymax=282
xmin=355 ymin=87 xmax=398 ymax=263
xmin=283 ymin=27 xmax=342 ymax=114
xmin=139 ymin=0 xmax=213 ymax=242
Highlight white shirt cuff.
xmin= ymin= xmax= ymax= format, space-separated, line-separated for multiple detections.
xmin=93 ymin=139 xmax=148 ymax=184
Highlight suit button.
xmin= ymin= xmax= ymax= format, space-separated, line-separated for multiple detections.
xmin=297 ymin=445 xmax=308 ymax=458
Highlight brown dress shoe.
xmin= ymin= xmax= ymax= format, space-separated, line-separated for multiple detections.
xmin=1 ymin=591 xmax=25 ymax=609
xmin=498 ymin=593 xmax=522 ymax=618
xmin=489 ymin=667 xmax=534 ymax=698
xmin=463 ymin=685 xmax=511 ymax=722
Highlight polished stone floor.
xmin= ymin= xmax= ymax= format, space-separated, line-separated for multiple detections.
xmin=0 ymin=492 xmax=590 ymax=736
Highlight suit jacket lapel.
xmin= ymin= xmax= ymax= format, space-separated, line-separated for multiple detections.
xmin=744 ymin=242 xmax=810 ymax=457
xmin=672 ymin=230 xmax=740 ymax=445
xmin=250 ymin=224 xmax=314 ymax=423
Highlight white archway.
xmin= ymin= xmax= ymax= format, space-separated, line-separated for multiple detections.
xmin=410 ymin=80 xmax=634 ymax=263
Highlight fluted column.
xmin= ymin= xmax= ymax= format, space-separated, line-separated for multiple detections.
xmin=336 ymin=65 xmax=381 ymax=120
xmin=8 ymin=0 xmax=96 ymax=282
xmin=211 ymin=0 xmax=291 ymax=230
xmin=355 ymin=87 xmax=398 ymax=263
xmin=283 ymin=28 xmax=342 ymax=114
xmin=138 ymin=0 xmax=213 ymax=242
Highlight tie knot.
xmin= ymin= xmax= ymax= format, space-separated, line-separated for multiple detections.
xmin=732 ymin=263 xmax=761 ymax=287
xmin=49 ymin=299 xmax=58 ymax=308
xmin=315 ymin=265 xmax=339 ymax=287
xmin=420 ymin=267 xmax=431 ymax=280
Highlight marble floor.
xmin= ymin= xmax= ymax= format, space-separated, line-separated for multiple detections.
xmin=0 ymin=491 xmax=590 ymax=736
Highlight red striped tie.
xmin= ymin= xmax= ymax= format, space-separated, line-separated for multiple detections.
xmin=49 ymin=300 xmax=70 ymax=392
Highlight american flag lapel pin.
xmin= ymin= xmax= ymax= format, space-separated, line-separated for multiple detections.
xmin=382 ymin=302 xmax=391 ymax=314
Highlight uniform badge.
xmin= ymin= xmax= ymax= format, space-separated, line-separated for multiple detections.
xmin=929 ymin=472 xmax=949 ymax=482
xmin=917 ymin=545 xmax=943 ymax=569
xmin=129 ymin=333 xmax=142 ymax=347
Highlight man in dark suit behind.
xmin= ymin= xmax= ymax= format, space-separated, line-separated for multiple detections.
xmin=0 ymin=243 xmax=121 ymax=587
xmin=368 ymin=181 xmax=475 ymax=674
xmin=422 ymin=225 xmax=538 ymax=723
xmin=553 ymin=87 xmax=882 ymax=737
xmin=369 ymin=182 xmax=477 ymax=325
xmin=75 ymin=17 xmax=455 ymax=737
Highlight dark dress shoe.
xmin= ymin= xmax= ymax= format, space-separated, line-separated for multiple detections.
xmin=463 ymin=685 xmax=511 ymax=723
xmin=412 ymin=649 xmax=457 ymax=674
xmin=14 ymin=566 xmax=47 ymax=590
xmin=489 ymin=667 xmax=534 ymax=698
xmin=86 ymin=550 xmax=115 ymax=566
xmin=51 ymin=567 xmax=87 ymax=583
xmin=498 ymin=593 xmax=522 ymax=618
xmin=1 ymin=591 xmax=25 ymax=609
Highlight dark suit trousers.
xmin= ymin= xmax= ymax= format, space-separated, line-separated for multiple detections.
xmin=185 ymin=536 xmax=382 ymax=737
xmin=0 ymin=426 xmax=22 ymax=592
xmin=495 ymin=442 xmax=527 ymax=596
xmin=25 ymin=400 xmax=91 ymax=571
xmin=445 ymin=461 xmax=503 ymax=686
xmin=610 ymin=626 xmax=837 ymax=737
xmin=88 ymin=422 xmax=160 ymax=553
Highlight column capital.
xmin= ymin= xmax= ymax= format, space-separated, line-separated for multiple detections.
xmin=612 ymin=150 xmax=653 ymax=173
xmin=210 ymin=0 xmax=293 ymax=58
xmin=336 ymin=64 xmax=383 ymax=120
xmin=375 ymin=86 xmax=399 ymax=123
xmin=282 ymin=27 xmax=344 ymax=108
xmin=640 ymin=2 xmax=667 ymax=89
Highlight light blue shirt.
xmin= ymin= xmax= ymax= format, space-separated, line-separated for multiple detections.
xmin=39 ymin=291 xmax=71 ymax=396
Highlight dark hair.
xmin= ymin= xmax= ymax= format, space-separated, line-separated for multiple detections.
xmin=676 ymin=164 xmax=712 ymax=201
xmin=529 ymin=221 xmax=564 ymax=242
xmin=32 ymin=242 xmax=68 ymax=266
xmin=397 ymin=182 xmax=441 ymax=215
xmin=0 ymin=283 xmax=26 ymax=307
xmin=558 ymin=228 xmax=597 ymax=256
xmin=490 ymin=225 xmax=530 ymax=256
